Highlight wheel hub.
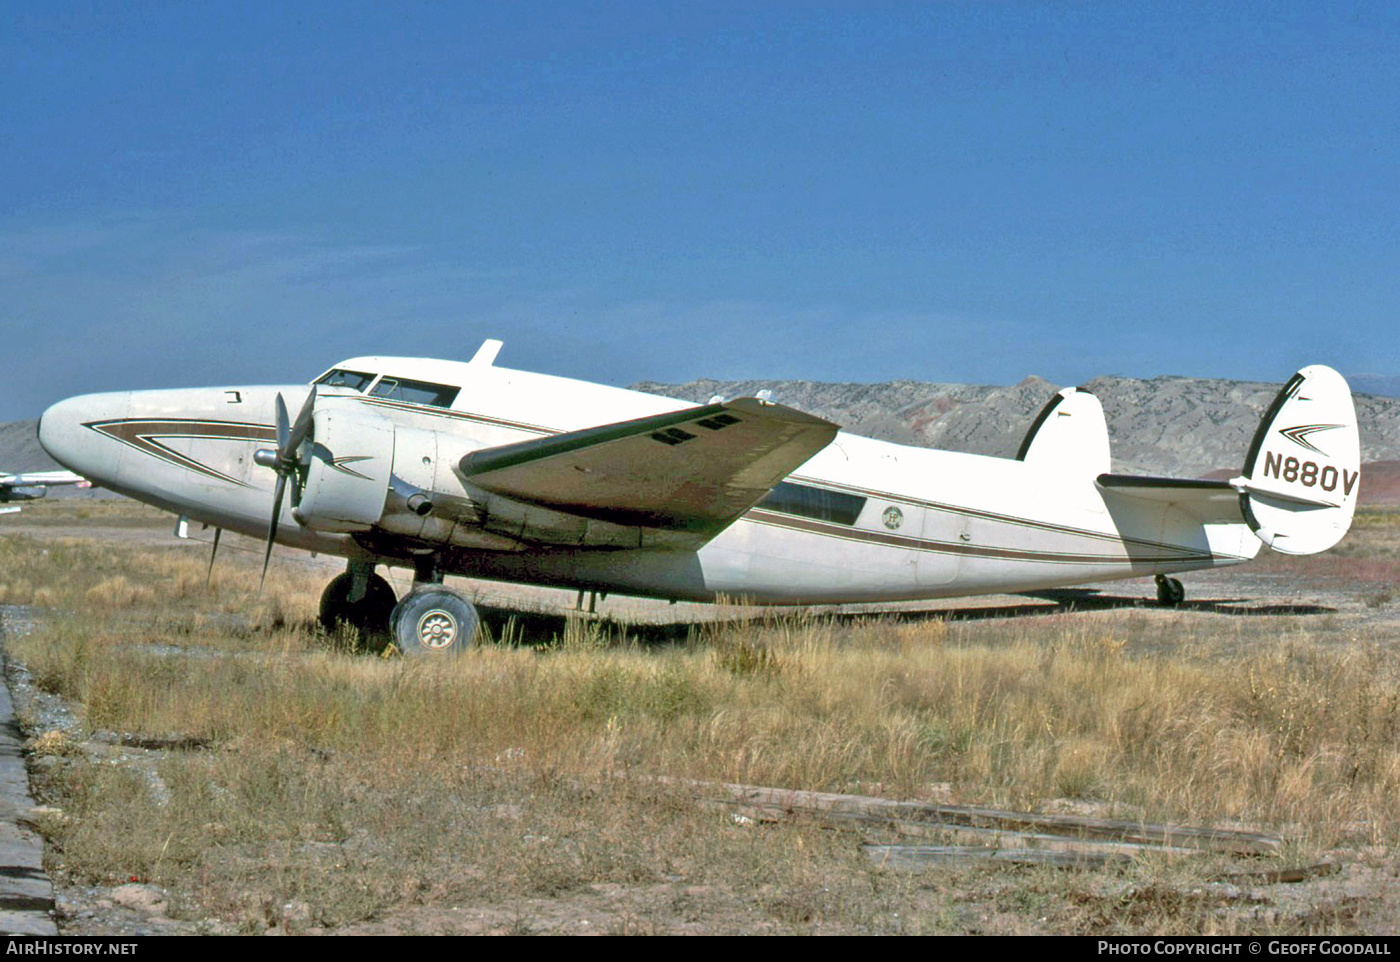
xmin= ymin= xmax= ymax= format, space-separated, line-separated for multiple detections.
xmin=416 ymin=609 xmax=458 ymax=649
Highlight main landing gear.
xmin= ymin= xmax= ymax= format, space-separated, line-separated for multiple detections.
xmin=1155 ymin=574 xmax=1186 ymax=607
xmin=319 ymin=562 xmax=397 ymax=647
xmin=390 ymin=589 xmax=479 ymax=655
xmin=318 ymin=557 xmax=479 ymax=655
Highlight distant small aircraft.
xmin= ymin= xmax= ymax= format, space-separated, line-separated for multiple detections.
xmin=0 ymin=469 xmax=91 ymax=515
xmin=37 ymin=340 xmax=1359 ymax=653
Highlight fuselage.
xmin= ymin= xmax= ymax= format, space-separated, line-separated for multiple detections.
xmin=37 ymin=355 xmax=1260 ymax=604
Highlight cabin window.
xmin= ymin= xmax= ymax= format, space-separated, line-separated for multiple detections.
xmin=756 ymin=482 xmax=867 ymax=526
xmin=370 ymin=376 xmax=461 ymax=408
xmin=314 ymin=369 xmax=377 ymax=391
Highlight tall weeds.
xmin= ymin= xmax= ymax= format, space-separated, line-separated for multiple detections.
xmin=7 ymin=507 xmax=1400 ymax=932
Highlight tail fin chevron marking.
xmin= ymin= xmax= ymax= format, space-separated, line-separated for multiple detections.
xmin=1276 ymin=423 xmax=1346 ymax=455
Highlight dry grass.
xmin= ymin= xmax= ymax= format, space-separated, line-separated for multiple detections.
xmin=3 ymin=498 xmax=172 ymax=528
xmin=1250 ymin=507 xmax=1400 ymax=588
xmin=4 ymin=506 xmax=1400 ymax=933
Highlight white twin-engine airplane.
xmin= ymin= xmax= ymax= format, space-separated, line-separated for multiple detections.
xmin=37 ymin=339 xmax=1360 ymax=654
xmin=0 ymin=469 xmax=91 ymax=515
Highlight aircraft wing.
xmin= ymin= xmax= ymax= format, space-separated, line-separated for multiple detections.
xmin=460 ymin=398 xmax=839 ymax=536
xmin=1096 ymin=474 xmax=1244 ymax=524
xmin=0 ymin=470 xmax=90 ymax=488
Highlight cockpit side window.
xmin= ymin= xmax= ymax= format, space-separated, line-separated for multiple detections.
xmin=315 ymin=369 xmax=377 ymax=391
xmin=369 ymin=376 xmax=461 ymax=408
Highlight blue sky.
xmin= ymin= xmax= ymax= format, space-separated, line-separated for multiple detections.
xmin=3 ymin=2 xmax=1397 ymax=420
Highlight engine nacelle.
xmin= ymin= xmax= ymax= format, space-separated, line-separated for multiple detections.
xmin=293 ymin=408 xmax=396 ymax=532
xmin=376 ymin=424 xmax=492 ymax=542
xmin=288 ymin=400 xmax=495 ymax=544
xmin=289 ymin=403 xmax=703 ymax=551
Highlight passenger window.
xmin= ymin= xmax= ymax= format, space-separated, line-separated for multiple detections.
xmin=370 ymin=376 xmax=461 ymax=408
xmin=756 ymin=482 xmax=867 ymax=525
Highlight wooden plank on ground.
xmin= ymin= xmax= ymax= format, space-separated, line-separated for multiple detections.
xmin=702 ymin=782 xmax=1283 ymax=855
xmin=864 ymin=844 xmax=1135 ymax=871
xmin=722 ymin=802 xmax=1201 ymax=856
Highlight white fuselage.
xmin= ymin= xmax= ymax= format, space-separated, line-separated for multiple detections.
xmin=37 ymin=355 xmax=1260 ymax=604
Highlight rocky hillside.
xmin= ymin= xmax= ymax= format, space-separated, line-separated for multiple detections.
xmin=0 ymin=420 xmax=53 ymax=473
xmin=7 ymin=373 xmax=1399 ymax=489
xmin=633 ymin=375 xmax=1400 ymax=479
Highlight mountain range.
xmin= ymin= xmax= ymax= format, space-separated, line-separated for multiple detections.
xmin=5 ymin=373 xmax=1398 ymax=502
xmin=632 ymin=374 xmax=1400 ymax=501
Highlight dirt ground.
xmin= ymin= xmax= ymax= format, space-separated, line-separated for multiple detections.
xmin=4 ymin=505 xmax=1400 ymax=935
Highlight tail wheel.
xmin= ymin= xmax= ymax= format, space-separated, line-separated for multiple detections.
xmin=1155 ymin=575 xmax=1185 ymax=607
xmin=391 ymin=588 xmax=479 ymax=656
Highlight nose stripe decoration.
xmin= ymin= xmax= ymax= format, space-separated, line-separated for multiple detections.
xmin=86 ymin=418 xmax=278 ymax=487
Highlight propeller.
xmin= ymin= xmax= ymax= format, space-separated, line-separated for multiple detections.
xmin=254 ymin=386 xmax=317 ymax=588
xmin=205 ymin=527 xmax=221 ymax=584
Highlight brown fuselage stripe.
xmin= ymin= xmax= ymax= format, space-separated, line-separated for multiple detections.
xmin=743 ymin=510 xmax=1229 ymax=566
xmin=783 ymin=473 xmax=1209 ymax=557
xmin=84 ymin=408 xmax=1241 ymax=567
xmin=357 ymin=396 xmax=553 ymax=436
xmin=85 ymin=419 xmax=276 ymax=487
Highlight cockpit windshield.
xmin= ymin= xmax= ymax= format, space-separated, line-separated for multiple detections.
xmin=314 ymin=369 xmax=376 ymax=391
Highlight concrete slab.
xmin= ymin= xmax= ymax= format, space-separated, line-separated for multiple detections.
xmin=0 ymin=611 xmax=57 ymax=935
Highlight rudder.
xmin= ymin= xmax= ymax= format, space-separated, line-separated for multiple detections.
xmin=1235 ymin=365 xmax=1360 ymax=555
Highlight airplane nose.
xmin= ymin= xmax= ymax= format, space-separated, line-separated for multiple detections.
xmin=38 ymin=391 xmax=130 ymax=484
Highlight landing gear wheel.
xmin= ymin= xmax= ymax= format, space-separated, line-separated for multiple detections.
xmin=391 ymin=588 xmax=479 ymax=656
xmin=319 ymin=572 xmax=397 ymax=649
xmin=1155 ymin=575 xmax=1185 ymax=607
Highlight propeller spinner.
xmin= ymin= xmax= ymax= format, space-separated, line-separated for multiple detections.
xmin=253 ymin=386 xmax=317 ymax=587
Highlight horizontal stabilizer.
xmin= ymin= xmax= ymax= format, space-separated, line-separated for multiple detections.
xmin=1229 ymin=479 xmax=1339 ymax=510
xmin=1101 ymin=366 xmax=1361 ymax=555
xmin=1096 ymin=474 xmax=1245 ymax=525
xmin=460 ymin=398 xmax=839 ymax=536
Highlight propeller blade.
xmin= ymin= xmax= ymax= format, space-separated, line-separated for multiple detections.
xmin=260 ymin=473 xmax=286 ymax=590
xmin=272 ymin=387 xmax=317 ymax=503
xmin=274 ymin=393 xmax=291 ymax=460
xmin=206 ymin=527 xmax=222 ymax=585
xmin=287 ymin=385 xmax=317 ymax=454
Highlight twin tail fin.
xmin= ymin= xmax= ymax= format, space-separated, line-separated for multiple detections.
xmin=1233 ymin=365 xmax=1360 ymax=555
xmin=1021 ymin=366 xmax=1361 ymax=557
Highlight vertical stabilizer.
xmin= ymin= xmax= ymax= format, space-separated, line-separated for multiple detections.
xmin=1017 ymin=387 xmax=1111 ymax=477
xmin=1234 ymin=365 xmax=1359 ymax=555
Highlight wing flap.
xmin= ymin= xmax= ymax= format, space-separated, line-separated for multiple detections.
xmin=1096 ymin=474 xmax=1245 ymax=525
xmin=460 ymin=398 xmax=839 ymax=536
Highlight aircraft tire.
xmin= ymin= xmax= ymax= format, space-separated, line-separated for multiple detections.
xmin=319 ymin=572 xmax=397 ymax=649
xmin=391 ymin=588 xmax=479 ymax=656
xmin=1155 ymin=575 xmax=1185 ymax=607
